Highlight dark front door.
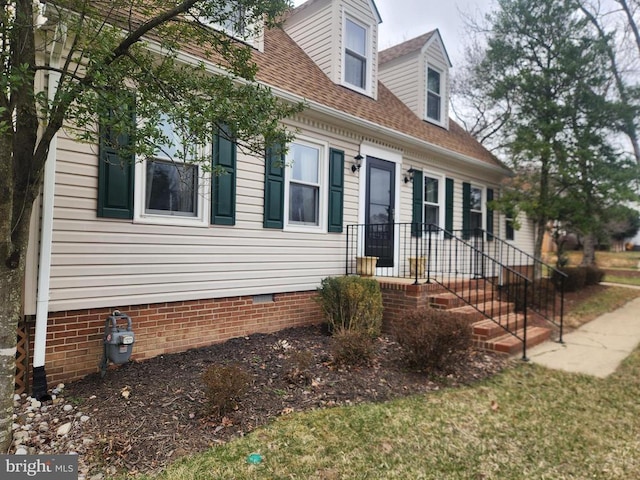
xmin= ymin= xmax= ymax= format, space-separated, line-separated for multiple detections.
xmin=365 ymin=157 xmax=395 ymax=268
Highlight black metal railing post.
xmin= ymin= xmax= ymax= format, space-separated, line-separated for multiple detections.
xmin=559 ymin=275 xmax=565 ymax=343
xmin=413 ymin=223 xmax=419 ymax=285
xmin=522 ymin=278 xmax=529 ymax=361
xmin=346 ymin=226 xmax=350 ymax=275
xmin=427 ymin=224 xmax=433 ymax=284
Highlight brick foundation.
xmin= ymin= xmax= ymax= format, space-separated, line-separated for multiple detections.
xmin=28 ymin=291 xmax=322 ymax=385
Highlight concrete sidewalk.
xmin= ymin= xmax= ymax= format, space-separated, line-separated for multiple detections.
xmin=526 ymin=296 xmax=640 ymax=378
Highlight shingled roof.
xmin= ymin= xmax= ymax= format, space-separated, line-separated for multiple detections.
xmin=252 ymin=27 xmax=503 ymax=170
xmin=379 ymin=31 xmax=436 ymax=65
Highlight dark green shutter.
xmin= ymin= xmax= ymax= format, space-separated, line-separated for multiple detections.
xmin=411 ymin=170 xmax=424 ymax=237
xmin=486 ymin=188 xmax=494 ymax=241
xmin=263 ymin=145 xmax=285 ymax=229
xmin=97 ymin=104 xmax=135 ymax=219
xmin=462 ymin=182 xmax=471 ymax=239
xmin=328 ymin=148 xmax=344 ymax=233
xmin=445 ymin=178 xmax=454 ymax=238
xmin=211 ymin=126 xmax=236 ymax=225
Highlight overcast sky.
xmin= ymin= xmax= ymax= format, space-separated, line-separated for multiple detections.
xmin=291 ymin=0 xmax=496 ymax=67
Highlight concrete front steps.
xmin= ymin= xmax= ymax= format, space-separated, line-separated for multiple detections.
xmin=428 ymin=289 xmax=552 ymax=355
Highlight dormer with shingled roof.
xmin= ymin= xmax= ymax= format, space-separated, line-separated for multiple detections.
xmin=285 ymin=0 xmax=382 ymax=99
xmin=379 ymin=29 xmax=452 ymax=130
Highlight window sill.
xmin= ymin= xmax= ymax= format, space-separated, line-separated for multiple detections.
xmin=424 ymin=117 xmax=447 ymax=129
xmin=284 ymin=224 xmax=327 ymax=234
xmin=134 ymin=214 xmax=209 ymax=228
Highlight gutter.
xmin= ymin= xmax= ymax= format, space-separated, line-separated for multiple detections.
xmin=33 ymin=23 xmax=66 ymax=400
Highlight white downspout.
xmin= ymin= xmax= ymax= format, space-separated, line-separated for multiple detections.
xmin=33 ymin=23 xmax=65 ymax=399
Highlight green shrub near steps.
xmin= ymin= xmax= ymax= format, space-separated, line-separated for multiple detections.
xmin=554 ymin=266 xmax=605 ymax=292
xmin=316 ymin=276 xmax=383 ymax=337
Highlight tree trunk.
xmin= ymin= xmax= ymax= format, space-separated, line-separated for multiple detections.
xmin=0 ymin=253 xmax=27 ymax=452
xmin=581 ymin=233 xmax=597 ymax=266
xmin=533 ymin=218 xmax=547 ymax=279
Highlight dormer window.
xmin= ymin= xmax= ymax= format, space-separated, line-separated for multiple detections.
xmin=344 ymin=17 xmax=370 ymax=93
xmin=221 ymin=3 xmax=250 ymax=38
xmin=426 ymin=66 xmax=442 ymax=123
xmin=200 ymin=1 xmax=259 ymax=47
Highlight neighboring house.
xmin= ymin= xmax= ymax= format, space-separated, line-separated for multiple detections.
xmin=21 ymin=0 xmax=537 ymax=389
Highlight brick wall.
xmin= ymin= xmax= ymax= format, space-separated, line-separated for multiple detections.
xmin=27 ymin=291 xmax=322 ymax=385
xmin=379 ymin=281 xmax=443 ymax=332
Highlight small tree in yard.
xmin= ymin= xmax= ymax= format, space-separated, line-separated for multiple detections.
xmin=459 ymin=0 xmax=639 ymax=266
xmin=0 ymin=0 xmax=302 ymax=451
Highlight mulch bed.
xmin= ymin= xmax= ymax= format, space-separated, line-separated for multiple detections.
xmin=66 ymin=325 xmax=508 ymax=475
xmin=62 ymin=285 xmax=613 ymax=476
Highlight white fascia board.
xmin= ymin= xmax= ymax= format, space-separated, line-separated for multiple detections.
xmin=145 ymin=40 xmax=510 ymax=177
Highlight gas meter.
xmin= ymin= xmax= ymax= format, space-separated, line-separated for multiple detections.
xmin=100 ymin=310 xmax=135 ymax=377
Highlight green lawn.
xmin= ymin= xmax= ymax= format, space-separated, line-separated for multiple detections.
xmin=604 ymin=275 xmax=640 ymax=287
xmin=140 ymin=349 xmax=640 ymax=479
xmin=564 ymin=286 xmax=640 ymax=329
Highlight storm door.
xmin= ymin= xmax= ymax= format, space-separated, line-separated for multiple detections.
xmin=364 ymin=157 xmax=396 ymax=268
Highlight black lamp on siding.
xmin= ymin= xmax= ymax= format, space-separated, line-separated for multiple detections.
xmin=404 ymin=167 xmax=416 ymax=184
xmin=351 ymin=154 xmax=363 ymax=173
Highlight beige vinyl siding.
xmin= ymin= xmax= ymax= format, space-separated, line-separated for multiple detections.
xmin=284 ymin=1 xmax=335 ymax=79
xmin=379 ymin=54 xmax=420 ymax=115
xmin=510 ymin=213 xmax=536 ymax=254
xmin=47 ymin=119 xmax=359 ymax=312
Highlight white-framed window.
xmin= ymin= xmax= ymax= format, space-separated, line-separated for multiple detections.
xmin=284 ymin=138 xmax=327 ymax=231
xmin=343 ymin=16 xmax=371 ymax=94
xmin=505 ymin=209 xmax=515 ymax=241
xmin=423 ymin=173 xmax=443 ymax=227
xmin=200 ymin=1 xmax=259 ymax=47
xmin=470 ymin=185 xmax=483 ymax=233
xmin=134 ymin=116 xmax=209 ymax=226
xmin=426 ymin=66 xmax=443 ymax=123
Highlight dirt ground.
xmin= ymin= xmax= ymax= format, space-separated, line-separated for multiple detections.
xmin=62 ymin=286 xmax=609 ymax=476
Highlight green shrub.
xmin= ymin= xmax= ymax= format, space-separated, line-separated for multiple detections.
xmin=584 ymin=266 xmax=605 ymax=286
xmin=316 ymin=276 xmax=383 ymax=337
xmin=502 ymin=278 xmax=556 ymax=312
xmin=394 ymin=308 xmax=472 ymax=372
xmin=331 ymin=330 xmax=375 ymax=366
xmin=201 ymin=364 xmax=251 ymax=417
xmin=554 ymin=267 xmax=587 ymax=292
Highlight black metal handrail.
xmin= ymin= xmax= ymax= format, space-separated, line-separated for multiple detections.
xmin=346 ymin=223 xmax=532 ymax=359
xmin=452 ymin=228 xmax=566 ymax=342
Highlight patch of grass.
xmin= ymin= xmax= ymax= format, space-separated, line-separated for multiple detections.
xmin=564 ymin=286 xmax=640 ymax=330
xmin=604 ymin=275 xmax=640 ymax=287
xmin=138 ymin=347 xmax=640 ymax=480
xmin=547 ymin=251 xmax=640 ymax=269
